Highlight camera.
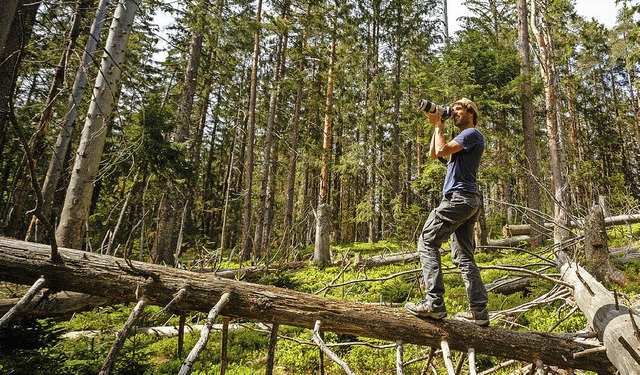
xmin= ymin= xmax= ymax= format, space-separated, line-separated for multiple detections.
xmin=417 ymin=99 xmax=452 ymax=120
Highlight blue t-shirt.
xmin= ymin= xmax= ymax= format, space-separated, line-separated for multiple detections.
xmin=442 ymin=127 xmax=484 ymax=195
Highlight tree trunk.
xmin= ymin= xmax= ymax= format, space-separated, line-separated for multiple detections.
xmin=151 ymin=23 xmax=203 ymax=265
xmin=39 ymin=0 xmax=110 ymax=222
xmin=255 ymin=1 xmax=290 ymax=261
xmin=0 ymin=0 xmax=41 ymax=227
xmin=240 ymin=0 xmax=263 ymax=262
xmin=558 ymin=252 xmax=640 ymax=375
xmin=0 ymin=0 xmax=21 ymax=55
xmin=517 ymin=0 xmax=543 ymax=248
xmin=0 ymin=236 xmax=615 ymax=374
xmin=282 ymin=25 xmax=306 ymax=249
xmin=4 ymin=0 xmax=83 ymax=234
xmin=55 ymin=0 xmax=139 ymax=249
xmin=530 ymin=1 xmax=571 ymax=247
xmin=584 ymin=205 xmax=626 ymax=285
xmin=314 ymin=0 xmax=337 ymax=266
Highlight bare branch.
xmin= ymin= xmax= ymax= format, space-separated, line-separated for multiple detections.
xmin=179 ymin=292 xmax=230 ymax=375
xmin=98 ymin=298 xmax=147 ymax=375
xmin=0 ymin=276 xmax=46 ymax=327
xmin=312 ymin=320 xmax=355 ymax=375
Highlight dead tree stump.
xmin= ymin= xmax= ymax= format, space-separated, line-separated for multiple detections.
xmin=584 ymin=205 xmax=625 ymax=285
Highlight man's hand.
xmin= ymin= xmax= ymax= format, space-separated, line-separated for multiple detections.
xmin=426 ymin=111 xmax=443 ymax=129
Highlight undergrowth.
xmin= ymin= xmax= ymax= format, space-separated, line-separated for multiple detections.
xmin=1 ymin=225 xmax=639 ymax=374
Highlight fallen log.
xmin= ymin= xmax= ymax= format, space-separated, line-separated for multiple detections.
xmin=354 ymin=252 xmax=418 ymax=268
xmin=0 ymin=291 xmax=109 ymax=320
xmin=611 ymin=253 xmax=640 ymax=264
xmin=0 ymin=237 xmax=613 ymax=373
xmin=355 ymin=236 xmax=533 ymax=268
xmin=503 ymin=224 xmax=552 ymax=237
xmin=609 ymin=247 xmax=639 ymax=257
xmin=487 ymin=235 xmax=531 ymax=247
xmin=61 ymin=323 xmax=246 ymax=339
xmin=609 ymin=247 xmax=640 ymax=265
xmin=503 ymin=214 xmax=640 ymax=236
xmin=485 ymin=277 xmax=531 ymax=295
xmin=559 ymin=253 xmax=640 ymax=374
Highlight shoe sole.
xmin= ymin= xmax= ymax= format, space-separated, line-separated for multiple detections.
xmin=406 ymin=308 xmax=447 ymax=319
xmin=455 ymin=316 xmax=489 ymax=326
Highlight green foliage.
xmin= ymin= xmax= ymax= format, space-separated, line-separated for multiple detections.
xmin=0 ymin=320 xmax=67 ymax=375
xmin=379 ymin=278 xmax=414 ymax=303
xmin=258 ymin=270 xmax=301 ymax=289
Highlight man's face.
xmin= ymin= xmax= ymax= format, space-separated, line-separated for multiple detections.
xmin=452 ymin=104 xmax=470 ymax=128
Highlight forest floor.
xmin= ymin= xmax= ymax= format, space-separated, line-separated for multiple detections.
xmin=1 ymin=224 xmax=640 ymax=374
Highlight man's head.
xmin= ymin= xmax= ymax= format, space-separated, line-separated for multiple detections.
xmin=451 ymin=98 xmax=479 ymax=127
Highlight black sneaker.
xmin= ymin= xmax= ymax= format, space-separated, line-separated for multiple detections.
xmin=455 ymin=308 xmax=489 ymax=326
xmin=405 ymin=300 xmax=447 ymax=319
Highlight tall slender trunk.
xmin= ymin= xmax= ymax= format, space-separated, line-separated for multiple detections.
xmin=530 ymin=0 xmax=571 ymax=247
xmin=517 ymin=0 xmax=543 ymax=247
xmin=240 ymin=0 xmax=263 ymax=262
xmin=37 ymin=0 xmax=111 ymax=227
xmin=314 ymin=0 xmax=337 ymax=266
xmin=0 ymin=0 xmax=21 ymax=55
xmin=151 ymin=17 xmax=203 ymax=264
xmin=362 ymin=0 xmax=380 ymax=243
xmin=391 ymin=3 xmax=402 ymax=206
xmin=219 ymin=106 xmax=243 ymax=252
xmin=55 ymin=0 xmax=139 ymax=249
xmin=283 ymin=0 xmax=311 ymax=253
xmin=282 ymin=67 xmax=303 ymax=247
xmin=254 ymin=2 xmax=290 ymax=262
xmin=0 ymin=0 xmax=41 ymax=229
xmin=24 ymin=0 xmax=95 ymax=241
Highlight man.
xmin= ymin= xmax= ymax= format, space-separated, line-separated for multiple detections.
xmin=405 ymin=98 xmax=489 ymax=326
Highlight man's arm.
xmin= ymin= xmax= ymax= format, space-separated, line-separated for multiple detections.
xmin=427 ymin=112 xmax=463 ymax=159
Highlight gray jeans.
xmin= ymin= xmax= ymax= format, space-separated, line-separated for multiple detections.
xmin=417 ymin=191 xmax=488 ymax=310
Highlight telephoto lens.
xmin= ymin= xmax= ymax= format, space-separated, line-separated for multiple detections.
xmin=417 ymin=99 xmax=452 ymax=120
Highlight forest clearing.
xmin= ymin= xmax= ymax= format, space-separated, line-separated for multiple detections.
xmin=2 ymin=0 xmax=640 ymax=373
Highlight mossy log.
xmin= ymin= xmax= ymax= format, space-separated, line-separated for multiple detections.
xmin=0 ymin=237 xmax=614 ymax=373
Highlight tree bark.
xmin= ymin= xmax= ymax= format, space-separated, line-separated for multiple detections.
xmin=0 ymin=237 xmax=615 ymax=373
xmin=0 ymin=291 xmax=109 ymax=320
xmin=530 ymin=0 xmax=571 ymax=247
xmin=584 ymin=205 xmax=625 ymax=285
xmin=0 ymin=0 xmax=41 ymax=226
xmin=240 ymin=0 xmax=263 ymax=262
xmin=255 ymin=1 xmax=290 ymax=261
xmin=31 ymin=0 xmax=112 ymax=241
xmin=55 ymin=0 xmax=139 ymax=249
xmin=314 ymin=0 xmax=337 ymax=266
xmin=0 ymin=0 xmax=21 ymax=56
xmin=517 ymin=0 xmax=544 ymax=248
xmin=558 ymin=253 xmax=640 ymax=375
